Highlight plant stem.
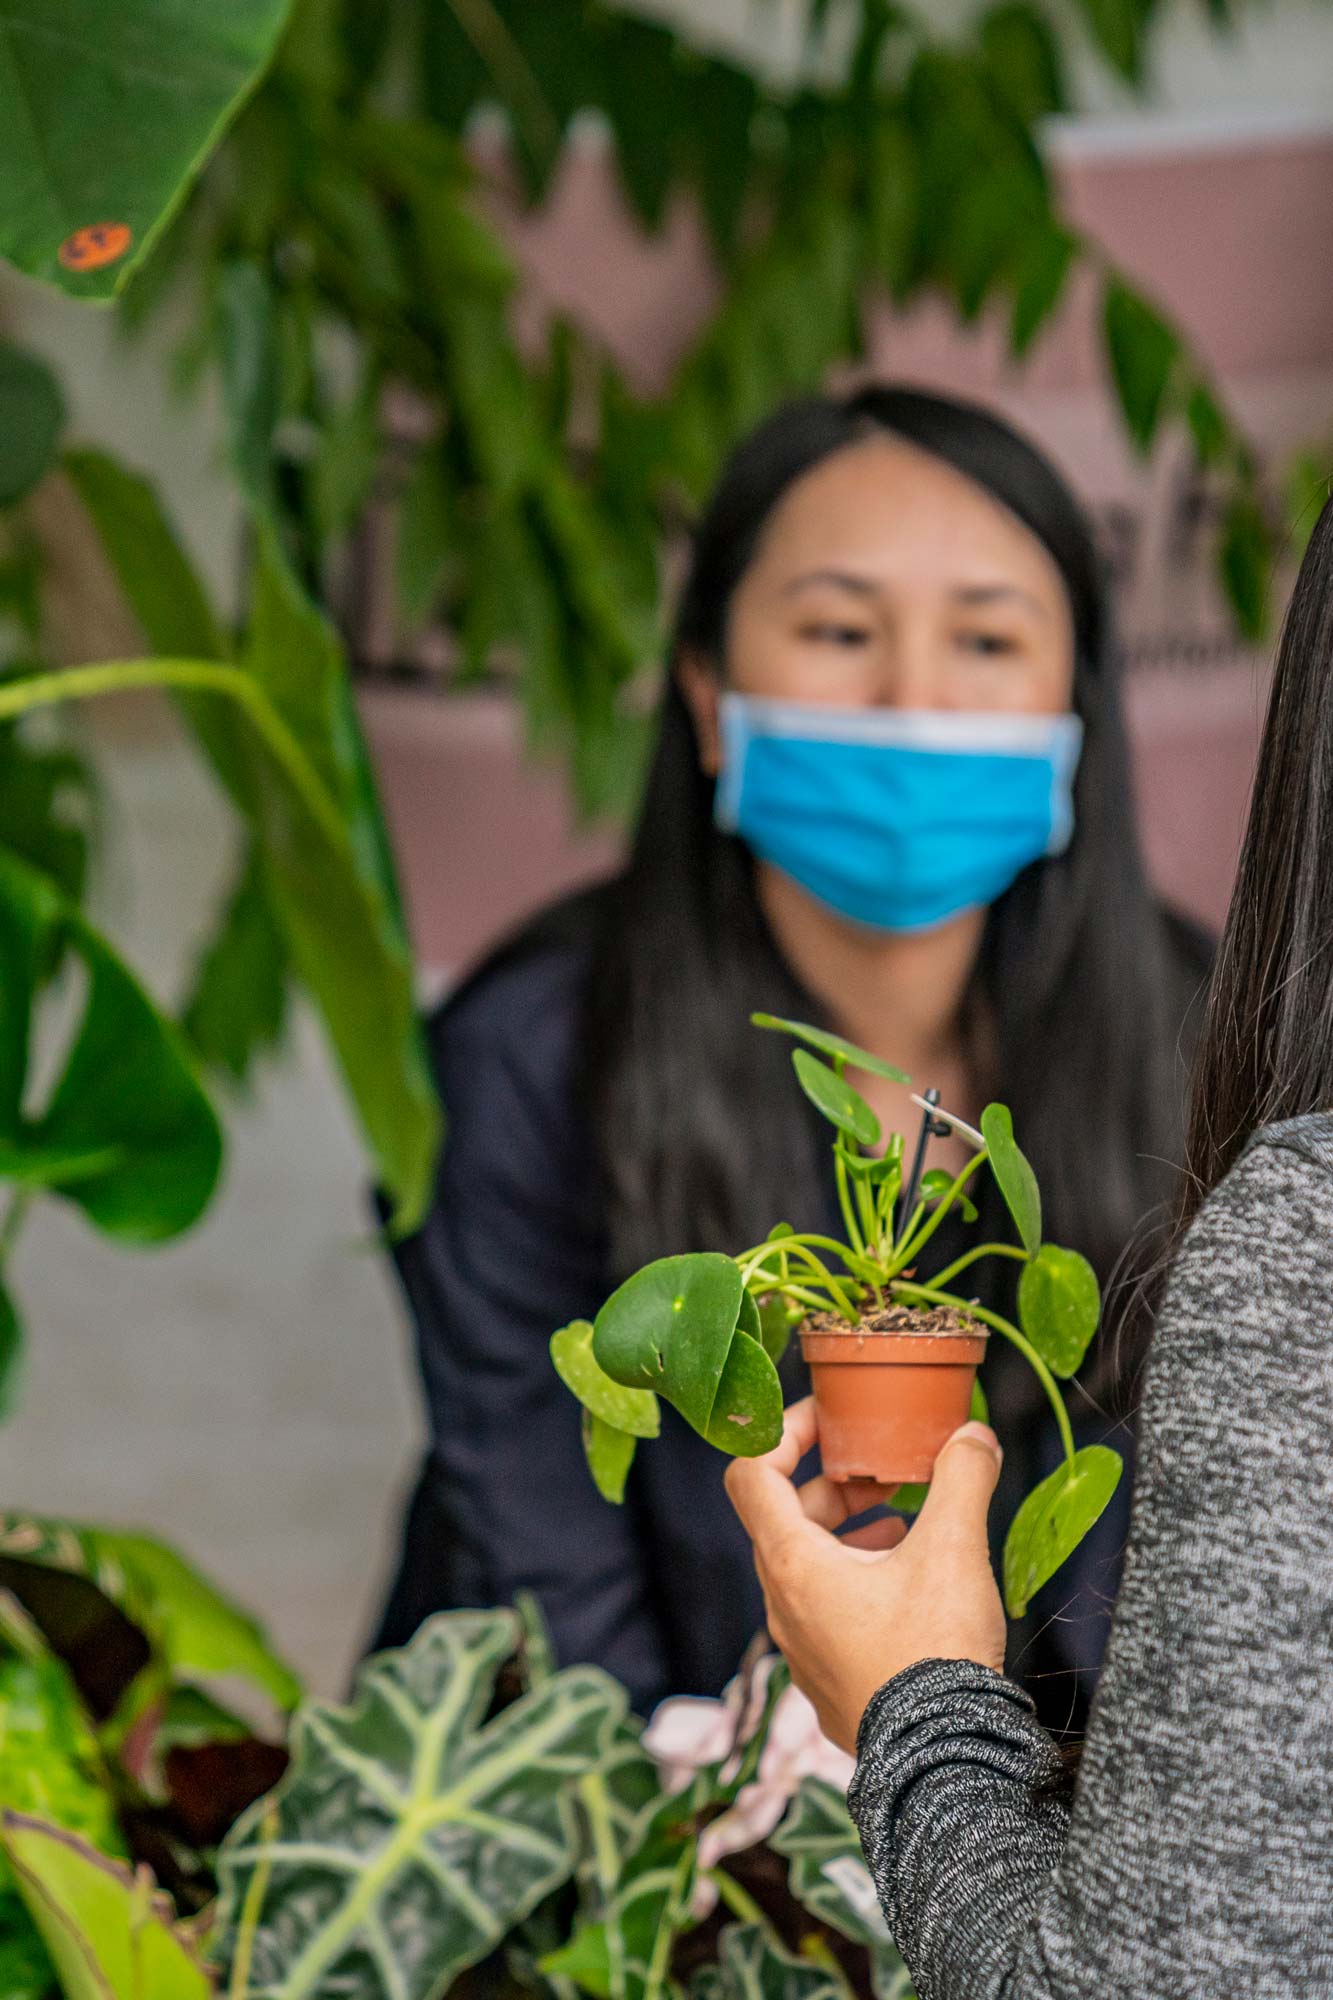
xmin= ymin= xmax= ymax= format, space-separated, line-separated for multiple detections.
xmin=925 ymin=1241 xmax=1027 ymax=1291
xmin=834 ymin=1146 xmax=866 ymax=1257
xmin=889 ymin=1148 xmax=989 ymax=1273
xmin=893 ymin=1281 xmax=1074 ymax=1464
xmin=707 ymin=1868 xmax=766 ymax=1926
xmin=0 ymin=661 xmax=348 ymax=857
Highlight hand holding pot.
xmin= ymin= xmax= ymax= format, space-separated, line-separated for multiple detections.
xmin=725 ymin=1397 xmax=1007 ymax=1754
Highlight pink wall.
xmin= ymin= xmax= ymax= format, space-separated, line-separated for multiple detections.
xmin=367 ymin=125 xmax=1333 ymax=980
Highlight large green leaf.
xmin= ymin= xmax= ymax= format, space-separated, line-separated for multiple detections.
xmin=180 ymin=839 xmax=290 ymax=1087
xmin=0 ymin=0 xmax=292 ymax=298
xmin=551 ymin=1322 xmax=661 ymax=1439
xmin=593 ymin=1257 xmax=782 ymax=1458
xmin=979 ymin=1103 xmax=1041 ymax=1255
xmin=62 ymin=453 xmax=440 ymax=1229
xmin=0 ymin=341 xmax=65 ymax=505
xmin=1002 ymin=1445 xmax=1123 ymax=1617
xmin=0 ymin=848 xmax=221 ymax=1243
xmin=751 ymin=1015 xmax=909 ymax=1085
xmin=1018 ymin=1244 xmax=1100 ymax=1378
xmin=770 ymin=1781 xmax=915 ymax=1997
xmin=711 ymin=1924 xmax=849 ymax=2000
xmin=0 ymin=1817 xmax=210 ymax=2000
xmin=215 ymin=1610 xmax=625 ymax=2000
xmin=0 ymin=1515 xmax=300 ymax=1711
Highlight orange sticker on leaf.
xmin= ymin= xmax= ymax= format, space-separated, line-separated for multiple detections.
xmin=58 ymin=223 xmax=133 ymax=272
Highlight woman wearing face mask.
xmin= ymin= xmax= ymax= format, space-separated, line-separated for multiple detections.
xmin=723 ymin=495 xmax=1333 ymax=1999
xmin=372 ymin=387 xmax=1210 ymax=1729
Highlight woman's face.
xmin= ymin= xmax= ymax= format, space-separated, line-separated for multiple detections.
xmin=684 ymin=434 xmax=1077 ymax=760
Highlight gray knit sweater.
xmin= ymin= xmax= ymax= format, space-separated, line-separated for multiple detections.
xmin=847 ymin=1117 xmax=1333 ymax=1997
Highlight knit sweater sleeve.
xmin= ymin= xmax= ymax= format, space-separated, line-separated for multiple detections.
xmin=847 ymin=1123 xmax=1333 ymax=1999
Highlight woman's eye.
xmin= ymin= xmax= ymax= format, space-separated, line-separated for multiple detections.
xmin=801 ymin=622 xmax=872 ymax=648
xmin=957 ymin=631 xmax=1019 ymax=657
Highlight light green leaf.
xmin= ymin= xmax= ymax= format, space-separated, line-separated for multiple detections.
xmin=0 ymin=0 xmax=292 ymax=298
xmin=215 ymin=1611 xmax=625 ymax=2000
xmin=593 ymin=1256 xmax=783 ymax=1458
xmin=542 ymin=1922 xmax=614 ymax=1997
xmin=582 ymin=1411 xmax=638 ymax=1506
xmin=754 ymin=1293 xmax=800 ymax=1367
xmin=1 ymin=1816 xmax=209 ymax=2000
xmin=0 ymin=341 xmax=65 ymax=505
xmin=551 ymin=1322 xmax=660 ymax=1438
xmin=919 ymin=1168 xmax=977 ymax=1224
xmin=751 ymin=1015 xmax=909 ymax=1083
xmin=792 ymin=1052 xmax=880 ymax=1148
xmin=1103 ymin=277 xmax=1181 ymax=454
xmin=1003 ymin=1445 xmax=1122 ymax=1617
xmin=0 ymin=848 xmax=221 ymax=1243
xmin=0 ymin=1515 xmax=301 ymax=1711
xmin=1018 ymin=1244 xmax=1101 ymax=1378
xmin=979 ymin=1103 xmax=1041 ymax=1254
xmin=62 ymin=451 xmax=226 ymax=660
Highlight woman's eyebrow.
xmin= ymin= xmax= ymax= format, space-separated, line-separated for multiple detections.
xmin=950 ymin=581 xmax=1049 ymax=616
xmin=782 ymin=567 xmax=878 ymax=597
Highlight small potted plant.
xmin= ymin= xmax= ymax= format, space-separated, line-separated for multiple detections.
xmin=553 ymin=1014 xmax=1122 ymax=1618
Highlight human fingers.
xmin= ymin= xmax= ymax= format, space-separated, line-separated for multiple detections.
xmin=838 ymin=1516 xmax=908 ymax=1553
xmin=795 ymin=1472 xmax=891 ymax=1531
xmin=911 ymin=1422 xmax=1002 ymax=1549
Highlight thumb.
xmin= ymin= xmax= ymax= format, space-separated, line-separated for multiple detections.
xmin=913 ymin=1422 xmax=1002 ymax=1546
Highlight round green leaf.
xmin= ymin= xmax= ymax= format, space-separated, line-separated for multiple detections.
xmin=919 ymin=1167 xmax=977 ymax=1223
xmin=752 ymin=1013 xmax=909 ymax=1084
xmin=792 ymin=1050 xmax=880 ymax=1147
xmin=581 ymin=1411 xmax=637 ymax=1506
xmin=0 ymin=342 xmax=65 ymax=507
xmin=1018 ymin=1244 xmax=1101 ymax=1378
xmin=1003 ymin=1445 xmax=1122 ymax=1617
xmin=980 ymin=1102 xmax=1041 ymax=1253
xmin=593 ymin=1254 xmax=782 ymax=1456
xmin=551 ymin=1322 xmax=660 ymax=1438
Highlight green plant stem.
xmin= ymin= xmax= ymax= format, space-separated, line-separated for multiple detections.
xmin=0 ymin=661 xmax=347 ymax=856
xmin=228 ymin=1798 xmax=279 ymax=2000
xmin=645 ymin=1846 xmax=694 ymax=1997
xmin=834 ymin=1146 xmax=866 ymax=1257
xmin=852 ymin=1165 xmax=878 ymax=1251
xmin=738 ymin=1235 xmax=871 ymax=1311
xmin=706 ymin=1868 xmax=766 ymax=1926
xmin=925 ymin=1241 xmax=1027 ymax=1292
xmin=893 ymin=1281 xmax=1074 ymax=1464
xmin=890 ymin=1148 xmax=989 ymax=1273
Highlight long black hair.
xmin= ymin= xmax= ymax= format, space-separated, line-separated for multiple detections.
xmin=1178 ymin=493 xmax=1333 ymax=1229
xmin=584 ymin=386 xmax=1211 ymax=1401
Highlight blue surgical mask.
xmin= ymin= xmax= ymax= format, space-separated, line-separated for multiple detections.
xmin=714 ymin=694 xmax=1083 ymax=934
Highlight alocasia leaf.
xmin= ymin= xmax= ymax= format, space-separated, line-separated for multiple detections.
xmin=770 ymin=1780 xmax=915 ymax=1999
xmin=1003 ymin=1445 xmax=1123 ymax=1617
xmin=215 ymin=1611 xmax=625 ymax=2000
xmin=593 ymin=1257 xmax=782 ymax=1458
xmin=979 ymin=1103 xmax=1041 ymax=1254
xmin=0 ymin=1816 xmax=210 ymax=2000
xmin=1018 ymin=1244 xmax=1101 ymax=1378
xmin=711 ymin=1923 xmax=849 ymax=2000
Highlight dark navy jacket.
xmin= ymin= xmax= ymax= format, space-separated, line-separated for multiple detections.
xmin=373 ymin=889 xmax=1137 ymax=1726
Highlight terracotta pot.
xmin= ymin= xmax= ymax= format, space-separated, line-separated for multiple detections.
xmin=800 ymin=1317 xmax=988 ymax=1485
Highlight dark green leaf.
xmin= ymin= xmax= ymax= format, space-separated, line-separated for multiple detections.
xmin=980 ymin=1103 xmax=1041 ymax=1254
xmin=0 ymin=728 xmax=96 ymax=907
xmin=0 ymin=0 xmax=290 ymax=298
xmin=1185 ymin=382 xmax=1230 ymax=468
xmin=216 ymin=1611 xmax=625 ymax=2000
xmin=1009 ymin=221 xmax=1076 ymax=357
xmin=868 ymin=120 xmax=918 ymax=298
xmin=0 ymin=1282 xmax=20 ymax=1420
xmin=1018 ymin=1244 xmax=1100 ymax=1377
xmin=1074 ymin=0 xmax=1155 ymax=82
xmin=217 ymin=261 xmax=282 ymax=510
xmin=593 ymin=1254 xmax=783 ymax=1457
xmin=752 ymin=1014 xmax=909 ymax=1084
xmin=0 ymin=342 xmax=65 ymax=506
xmin=919 ymin=1169 xmax=977 ymax=1224
xmin=180 ymin=840 xmax=290 ymax=1087
xmin=979 ymin=4 xmax=1067 ymax=122
xmin=712 ymin=1923 xmax=847 ymax=2000
xmin=63 ymin=451 xmax=226 ymax=660
xmin=1103 ymin=277 xmax=1181 ymax=454
xmin=551 ymin=1321 xmax=661 ymax=1438
xmin=755 ymin=1292 xmax=800 ymax=1367
xmin=792 ymin=1052 xmax=881 ymax=1148
xmin=1003 ymin=1445 xmax=1123 ymax=1616
xmin=1219 ymin=490 xmax=1272 ymax=643
xmin=0 ymin=849 xmax=222 ymax=1243
xmin=0 ymin=1514 xmax=301 ymax=1711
